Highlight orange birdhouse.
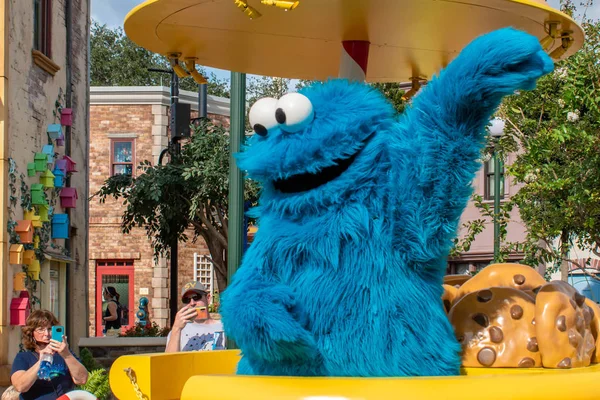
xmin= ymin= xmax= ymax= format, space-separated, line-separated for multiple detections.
xmin=23 ymin=249 xmax=35 ymax=265
xmin=13 ymin=272 xmax=26 ymax=291
xmin=9 ymin=244 xmax=24 ymax=264
xmin=15 ymin=220 xmax=34 ymax=244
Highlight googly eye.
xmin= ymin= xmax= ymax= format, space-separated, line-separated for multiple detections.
xmin=249 ymin=97 xmax=278 ymax=136
xmin=275 ymin=93 xmax=314 ymax=133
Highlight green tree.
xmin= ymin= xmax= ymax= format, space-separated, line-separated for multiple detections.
xmin=90 ymin=21 xmax=229 ymax=98
xmin=454 ymin=15 xmax=600 ymax=281
xmin=94 ymin=119 xmax=259 ymax=291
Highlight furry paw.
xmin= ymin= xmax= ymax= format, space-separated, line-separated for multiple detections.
xmin=455 ymin=28 xmax=554 ymax=95
xmin=221 ymin=283 xmax=319 ymax=363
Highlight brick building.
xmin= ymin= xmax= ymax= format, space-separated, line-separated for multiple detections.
xmin=0 ymin=0 xmax=90 ymax=384
xmin=89 ymin=86 xmax=230 ymax=336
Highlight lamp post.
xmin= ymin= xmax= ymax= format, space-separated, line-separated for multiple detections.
xmin=489 ymin=118 xmax=505 ymax=262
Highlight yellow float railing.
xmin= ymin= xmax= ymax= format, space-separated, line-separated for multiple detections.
xmin=110 ymin=350 xmax=600 ymax=400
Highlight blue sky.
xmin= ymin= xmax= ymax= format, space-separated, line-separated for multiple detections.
xmin=92 ymin=0 xmax=600 ymax=83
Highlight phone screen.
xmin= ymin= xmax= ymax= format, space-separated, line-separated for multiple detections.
xmin=51 ymin=326 xmax=64 ymax=342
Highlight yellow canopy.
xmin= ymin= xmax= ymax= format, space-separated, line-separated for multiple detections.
xmin=125 ymin=0 xmax=584 ymax=82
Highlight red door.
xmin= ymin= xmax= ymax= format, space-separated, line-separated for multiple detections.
xmin=95 ymin=260 xmax=135 ymax=336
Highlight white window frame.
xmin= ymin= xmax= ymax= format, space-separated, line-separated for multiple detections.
xmin=193 ymin=253 xmax=215 ymax=303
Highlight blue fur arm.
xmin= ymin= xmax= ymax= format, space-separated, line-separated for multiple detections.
xmin=220 ymin=260 xmax=319 ymax=364
xmin=393 ymin=28 xmax=553 ymax=264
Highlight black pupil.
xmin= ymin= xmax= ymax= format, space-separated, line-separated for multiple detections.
xmin=253 ymin=123 xmax=268 ymax=136
xmin=275 ymin=108 xmax=286 ymax=124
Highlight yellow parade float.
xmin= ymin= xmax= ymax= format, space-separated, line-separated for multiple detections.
xmin=111 ymin=1 xmax=594 ymax=399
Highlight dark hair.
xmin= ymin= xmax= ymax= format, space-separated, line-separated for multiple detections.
xmin=22 ymin=310 xmax=59 ymax=351
xmin=104 ymin=286 xmax=120 ymax=302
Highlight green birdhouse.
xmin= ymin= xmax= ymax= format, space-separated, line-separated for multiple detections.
xmin=34 ymin=153 xmax=47 ymax=172
xmin=31 ymin=184 xmax=47 ymax=206
xmin=27 ymin=163 xmax=36 ymax=177
xmin=38 ymin=205 xmax=50 ymax=222
xmin=40 ymin=170 xmax=55 ymax=189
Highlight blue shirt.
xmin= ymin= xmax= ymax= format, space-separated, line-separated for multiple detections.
xmin=11 ymin=351 xmax=75 ymax=400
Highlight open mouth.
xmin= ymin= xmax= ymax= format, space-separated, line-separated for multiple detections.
xmin=272 ymin=131 xmax=374 ymax=194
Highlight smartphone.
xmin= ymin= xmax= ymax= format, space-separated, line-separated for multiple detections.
xmin=51 ymin=326 xmax=64 ymax=342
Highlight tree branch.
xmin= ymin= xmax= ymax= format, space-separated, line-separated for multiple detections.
xmin=195 ymin=203 xmax=228 ymax=248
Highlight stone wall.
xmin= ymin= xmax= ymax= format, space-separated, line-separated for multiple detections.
xmin=79 ymin=337 xmax=168 ymax=369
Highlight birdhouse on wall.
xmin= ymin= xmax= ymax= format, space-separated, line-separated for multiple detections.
xmin=38 ymin=205 xmax=50 ymax=222
xmin=27 ymin=163 xmax=36 ymax=177
xmin=60 ymin=108 xmax=73 ymax=126
xmin=56 ymin=133 xmax=65 ymax=147
xmin=9 ymin=244 xmax=24 ymax=264
xmin=33 ymin=235 xmax=40 ymax=249
xmin=34 ymin=153 xmax=47 ymax=172
xmin=40 ymin=170 xmax=55 ymax=189
xmin=62 ymin=156 xmax=77 ymax=173
xmin=60 ymin=187 xmax=77 ymax=208
xmin=42 ymin=145 xmax=54 ymax=164
xmin=13 ymin=272 xmax=26 ymax=291
xmin=53 ymin=167 xmax=65 ymax=188
xmin=55 ymin=159 xmax=67 ymax=174
xmin=52 ymin=214 xmax=69 ymax=239
xmin=15 ymin=220 xmax=33 ymax=244
xmin=27 ymin=259 xmax=40 ymax=281
xmin=24 ymin=209 xmax=42 ymax=228
xmin=10 ymin=291 xmax=30 ymax=326
xmin=23 ymin=249 xmax=35 ymax=265
xmin=47 ymin=124 xmax=62 ymax=140
xmin=31 ymin=184 xmax=47 ymax=206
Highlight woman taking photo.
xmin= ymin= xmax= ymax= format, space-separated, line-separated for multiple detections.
xmin=10 ymin=310 xmax=88 ymax=399
xmin=102 ymin=286 xmax=122 ymax=335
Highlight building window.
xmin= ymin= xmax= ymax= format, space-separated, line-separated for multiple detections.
xmin=111 ymin=139 xmax=135 ymax=176
xmin=484 ymin=157 xmax=505 ymax=201
xmin=34 ymin=0 xmax=52 ymax=57
xmin=95 ymin=260 xmax=134 ymax=336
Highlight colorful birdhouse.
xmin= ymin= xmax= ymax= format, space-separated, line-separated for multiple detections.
xmin=55 ymin=159 xmax=67 ymax=174
xmin=38 ymin=205 xmax=50 ymax=222
xmin=31 ymin=184 xmax=47 ymax=206
xmin=42 ymin=144 xmax=55 ymax=163
xmin=34 ymin=153 xmax=47 ymax=172
xmin=13 ymin=272 xmax=26 ymax=291
xmin=27 ymin=259 xmax=40 ymax=281
xmin=62 ymin=155 xmax=77 ymax=173
xmin=53 ymin=167 xmax=65 ymax=188
xmin=27 ymin=163 xmax=36 ymax=177
xmin=24 ymin=209 xmax=42 ymax=228
xmin=56 ymin=136 xmax=64 ymax=146
xmin=47 ymin=123 xmax=62 ymax=140
xmin=23 ymin=249 xmax=35 ymax=265
xmin=9 ymin=244 xmax=24 ymax=264
xmin=10 ymin=291 xmax=30 ymax=326
xmin=40 ymin=170 xmax=55 ymax=189
xmin=60 ymin=108 xmax=73 ymax=126
xmin=52 ymin=214 xmax=69 ymax=239
xmin=33 ymin=235 xmax=40 ymax=249
xmin=15 ymin=220 xmax=33 ymax=244
xmin=60 ymin=187 xmax=77 ymax=208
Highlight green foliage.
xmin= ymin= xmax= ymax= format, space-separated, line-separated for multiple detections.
xmin=78 ymin=369 xmax=111 ymax=400
xmin=119 ymin=322 xmax=170 ymax=337
xmin=94 ymin=119 xmax=259 ymax=290
xmin=90 ymin=21 xmax=229 ymax=98
xmin=79 ymin=348 xmax=103 ymax=372
xmin=453 ymin=15 xmax=600 ymax=279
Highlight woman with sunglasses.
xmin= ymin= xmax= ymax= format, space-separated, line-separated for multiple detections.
xmin=165 ymin=281 xmax=225 ymax=352
xmin=10 ymin=310 xmax=88 ymax=399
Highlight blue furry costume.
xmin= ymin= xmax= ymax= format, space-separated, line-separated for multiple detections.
xmin=221 ymin=28 xmax=553 ymax=377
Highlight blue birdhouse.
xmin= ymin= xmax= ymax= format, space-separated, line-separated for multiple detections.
xmin=31 ymin=184 xmax=47 ymax=206
xmin=53 ymin=167 xmax=65 ymax=188
xmin=47 ymin=124 xmax=62 ymax=140
xmin=51 ymin=214 xmax=69 ymax=239
xmin=42 ymin=145 xmax=54 ymax=163
xmin=27 ymin=163 xmax=36 ymax=177
xmin=34 ymin=153 xmax=47 ymax=172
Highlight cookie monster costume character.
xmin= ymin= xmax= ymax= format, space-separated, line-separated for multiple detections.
xmin=221 ymin=28 xmax=553 ymax=377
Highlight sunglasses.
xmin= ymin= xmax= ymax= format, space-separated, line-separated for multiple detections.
xmin=182 ymin=293 xmax=205 ymax=304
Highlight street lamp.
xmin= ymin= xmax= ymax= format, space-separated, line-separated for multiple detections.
xmin=488 ymin=117 xmax=505 ymax=262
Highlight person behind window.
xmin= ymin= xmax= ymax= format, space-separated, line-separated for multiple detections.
xmin=102 ymin=286 xmax=122 ymax=336
xmin=10 ymin=310 xmax=88 ymax=399
xmin=165 ymin=281 xmax=226 ymax=352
